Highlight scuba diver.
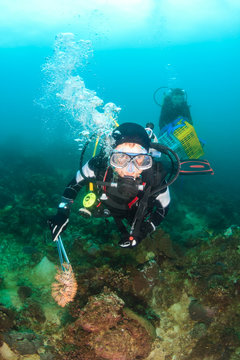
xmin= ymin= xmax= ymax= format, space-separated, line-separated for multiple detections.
xmin=48 ymin=122 xmax=179 ymax=248
xmin=159 ymin=88 xmax=193 ymax=132
xmin=145 ymin=122 xmax=158 ymax=143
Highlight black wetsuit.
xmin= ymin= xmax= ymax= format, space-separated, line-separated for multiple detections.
xmin=159 ymin=97 xmax=193 ymax=131
xmin=60 ymin=155 xmax=170 ymax=239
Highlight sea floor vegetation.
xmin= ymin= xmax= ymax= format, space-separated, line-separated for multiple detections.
xmin=0 ymin=150 xmax=240 ymax=360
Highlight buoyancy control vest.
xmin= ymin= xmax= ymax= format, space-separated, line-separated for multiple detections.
xmin=86 ymin=156 xmax=168 ymax=216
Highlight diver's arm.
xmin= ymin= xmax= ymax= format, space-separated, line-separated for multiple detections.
xmin=60 ymin=161 xmax=95 ymax=207
xmin=48 ymin=161 xmax=96 ymax=241
xmin=150 ymin=187 xmax=170 ymax=227
xmin=139 ymin=187 xmax=170 ymax=240
xmin=59 ymin=155 xmax=105 ymax=208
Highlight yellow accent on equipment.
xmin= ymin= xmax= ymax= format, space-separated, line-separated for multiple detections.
xmin=88 ymin=118 xmax=119 ymax=193
xmin=110 ymin=115 xmax=119 ymax=128
xmin=83 ymin=192 xmax=97 ymax=208
xmin=93 ymin=136 xmax=100 ymax=157
xmin=173 ymin=119 xmax=204 ymax=159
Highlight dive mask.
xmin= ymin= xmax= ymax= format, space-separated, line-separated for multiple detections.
xmin=110 ymin=151 xmax=152 ymax=171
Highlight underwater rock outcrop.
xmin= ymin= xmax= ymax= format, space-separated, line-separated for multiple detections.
xmin=77 ymin=289 xmax=124 ymax=332
xmin=0 ymin=306 xmax=15 ymax=334
xmin=89 ymin=317 xmax=152 ymax=360
xmin=63 ymin=288 xmax=153 ymax=360
xmin=3 ymin=331 xmax=43 ymax=356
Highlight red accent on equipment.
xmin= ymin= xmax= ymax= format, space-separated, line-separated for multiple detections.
xmin=128 ymin=197 xmax=138 ymax=208
xmin=103 ymin=167 xmax=109 ymax=192
xmin=127 ymin=182 xmax=146 ymax=208
xmin=190 ymin=165 xmax=204 ymax=168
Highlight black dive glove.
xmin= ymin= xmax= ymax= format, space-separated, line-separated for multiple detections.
xmin=118 ymin=234 xmax=142 ymax=248
xmin=48 ymin=208 xmax=70 ymax=241
xmin=118 ymin=221 xmax=155 ymax=249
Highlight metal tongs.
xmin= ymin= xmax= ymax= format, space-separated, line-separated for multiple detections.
xmin=56 ymin=235 xmax=70 ymax=271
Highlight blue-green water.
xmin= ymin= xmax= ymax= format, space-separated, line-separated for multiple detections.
xmin=0 ymin=37 xmax=239 ymax=194
xmin=0 ymin=2 xmax=240 ymax=359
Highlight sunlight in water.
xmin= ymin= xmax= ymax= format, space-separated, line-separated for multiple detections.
xmin=0 ymin=0 xmax=239 ymax=47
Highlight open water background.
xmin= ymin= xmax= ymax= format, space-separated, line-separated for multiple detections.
xmin=0 ymin=0 xmax=239 ymax=197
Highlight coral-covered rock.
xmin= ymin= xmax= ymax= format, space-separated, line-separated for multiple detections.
xmin=190 ymin=322 xmax=207 ymax=339
xmin=78 ymin=289 xmax=124 ymax=332
xmin=152 ymin=292 xmax=198 ymax=360
xmin=123 ymin=307 xmax=156 ymax=339
xmin=131 ymin=260 xmax=162 ymax=301
xmin=89 ymin=318 xmax=152 ymax=360
xmin=3 ymin=331 xmax=43 ymax=355
xmin=90 ymin=265 xmax=132 ymax=294
xmin=135 ymin=229 xmax=177 ymax=264
xmin=64 ymin=289 xmax=153 ymax=360
xmin=22 ymin=299 xmax=46 ymax=324
xmin=0 ymin=306 xmax=15 ymax=332
xmin=207 ymin=286 xmax=232 ymax=311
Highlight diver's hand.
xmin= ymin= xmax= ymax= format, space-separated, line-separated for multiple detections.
xmin=118 ymin=235 xmax=141 ymax=248
xmin=48 ymin=209 xmax=69 ymax=241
